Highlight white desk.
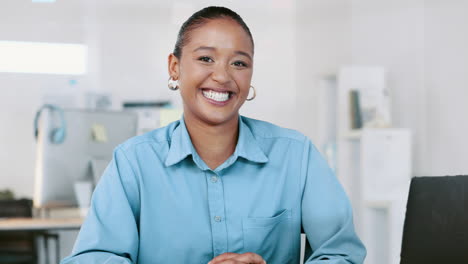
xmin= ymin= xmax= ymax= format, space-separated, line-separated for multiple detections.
xmin=0 ymin=217 xmax=83 ymax=264
xmin=0 ymin=217 xmax=83 ymax=231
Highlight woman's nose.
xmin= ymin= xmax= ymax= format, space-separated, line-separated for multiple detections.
xmin=211 ymin=63 xmax=232 ymax=85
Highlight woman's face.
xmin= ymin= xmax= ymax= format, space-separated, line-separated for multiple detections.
xmin=169 ymin=18 xmax=254 ymax=126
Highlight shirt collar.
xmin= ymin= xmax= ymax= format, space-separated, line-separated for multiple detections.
xmin=234 ymin=116 xmax=269 ymax=164
xmin=164 ymin=117 xmax=194 ymax=167
xmin=164 ymin=115 xmax=269 ymax=168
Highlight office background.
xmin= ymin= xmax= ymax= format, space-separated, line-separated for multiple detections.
xmin=1 ymin=0 xmax=467 ymax=263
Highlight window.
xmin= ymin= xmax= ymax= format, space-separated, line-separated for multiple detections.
xmin=0 ymin=41 xmax=87 ymax=75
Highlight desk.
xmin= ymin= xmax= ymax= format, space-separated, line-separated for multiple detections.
xmin=0 ymin=217 xmax=83 ymax=264
xmin=0 ymin=217 xmax=83 ymax=231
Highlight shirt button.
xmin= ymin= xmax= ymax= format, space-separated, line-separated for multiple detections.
xmin=210 ymin=176 xmax=218 ymax=183
xmin=214 ymin=216 xmax=222 ymax=222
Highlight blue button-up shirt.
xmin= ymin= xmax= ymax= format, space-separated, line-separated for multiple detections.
xmin=62 ymin=116 xmax=365 ymax=264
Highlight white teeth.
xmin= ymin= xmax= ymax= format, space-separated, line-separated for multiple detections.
xmin=202 ymin=90 xmax=230 ymax=102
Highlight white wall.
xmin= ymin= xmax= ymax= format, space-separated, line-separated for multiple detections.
xmin=295 ymin=0 xmax=352 ymax=141
xmin=423 ymin=0 xmax=468 ymax=176
xmin=347 ymin=0 xmax=468 ymax=176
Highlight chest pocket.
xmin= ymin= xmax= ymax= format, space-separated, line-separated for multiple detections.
xmin=242 ymin=209 xmax=293 ymax=264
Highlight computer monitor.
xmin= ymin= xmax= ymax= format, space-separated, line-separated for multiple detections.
xmin=33 ymin=109 xmax=138 ymax=208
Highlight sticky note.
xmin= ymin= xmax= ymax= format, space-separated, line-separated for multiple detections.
xmin=91 ymin=123 xmax=108 ymax=143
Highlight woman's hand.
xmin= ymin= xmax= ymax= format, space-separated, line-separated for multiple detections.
xmin=208 ymin=252 xmax=266 ymax=264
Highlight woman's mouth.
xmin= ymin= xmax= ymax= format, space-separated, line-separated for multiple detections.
xmin=202 ymin=89 xmax=233 ymax=103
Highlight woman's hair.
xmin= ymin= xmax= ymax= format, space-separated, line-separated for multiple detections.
xmin=173 ymin=6 xmax=254 ymax=59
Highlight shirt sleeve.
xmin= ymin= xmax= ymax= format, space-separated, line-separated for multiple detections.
xmin=301 ymin=140 xmax=366 ymax=264
xmin=61 ymin=147 xmax=140 ymax=264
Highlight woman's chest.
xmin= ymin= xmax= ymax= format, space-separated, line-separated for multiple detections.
xmin=136 ymin=162 xmax=302 ymax=263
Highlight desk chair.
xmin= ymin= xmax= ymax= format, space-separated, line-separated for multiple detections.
xmin=400 ymin=175 xmax=468 ymax=263
xmin=0 ymin=199 xmax=37 ymax=264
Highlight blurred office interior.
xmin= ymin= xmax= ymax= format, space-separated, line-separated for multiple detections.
xmin=0 ymin=0 xmax=467 ymax=263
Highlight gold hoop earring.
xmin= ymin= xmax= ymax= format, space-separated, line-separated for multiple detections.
xmin=246 ymin=85 xmax=256 ymax=101
xmin=168 ymin=77 xmax=179 ymax=91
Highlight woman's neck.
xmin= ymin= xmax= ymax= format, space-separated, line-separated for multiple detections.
xmin=184 ymin=114 xmax=239 ymax=170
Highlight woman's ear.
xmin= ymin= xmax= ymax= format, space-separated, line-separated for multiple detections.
xmin=168 ymin=53 xmax=180 ymax=80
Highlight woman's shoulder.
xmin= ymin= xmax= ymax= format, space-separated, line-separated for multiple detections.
xmin=241 ymin=115 xmax=308 ymax=144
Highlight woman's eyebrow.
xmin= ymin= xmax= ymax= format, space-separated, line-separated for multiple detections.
xmin=235 ymin=50 xmax=252 ymax=61
xmin=193 ymin=46 xmax=252 ymax=60
xmin=193 ymin=46 xmax=215 ymax=52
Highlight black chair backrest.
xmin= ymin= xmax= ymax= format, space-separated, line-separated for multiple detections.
xmin=0 ymin=199 xmax=33 ymax=218
xmin=0 ymin=199 xmax=37 ymax=264
xmin=400 ymin=176 xmax=468 ymax=263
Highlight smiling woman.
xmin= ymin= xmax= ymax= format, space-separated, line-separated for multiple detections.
xmin=61 ymin=6 xmax=366 ymax=264
xmin=173 ymin=20 xmax=252 ymax=117
xmin=170 ymin=15 xmax=254 ymax=127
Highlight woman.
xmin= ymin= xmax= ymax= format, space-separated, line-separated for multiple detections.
xmin=62 ymin=6 xmax=366 ymax=264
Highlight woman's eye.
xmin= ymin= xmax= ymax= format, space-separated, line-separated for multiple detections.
xmin=198 ymin=56 xmax=213 ymax=63
xmin=232 ymin=61 xmax=248 ymax=67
